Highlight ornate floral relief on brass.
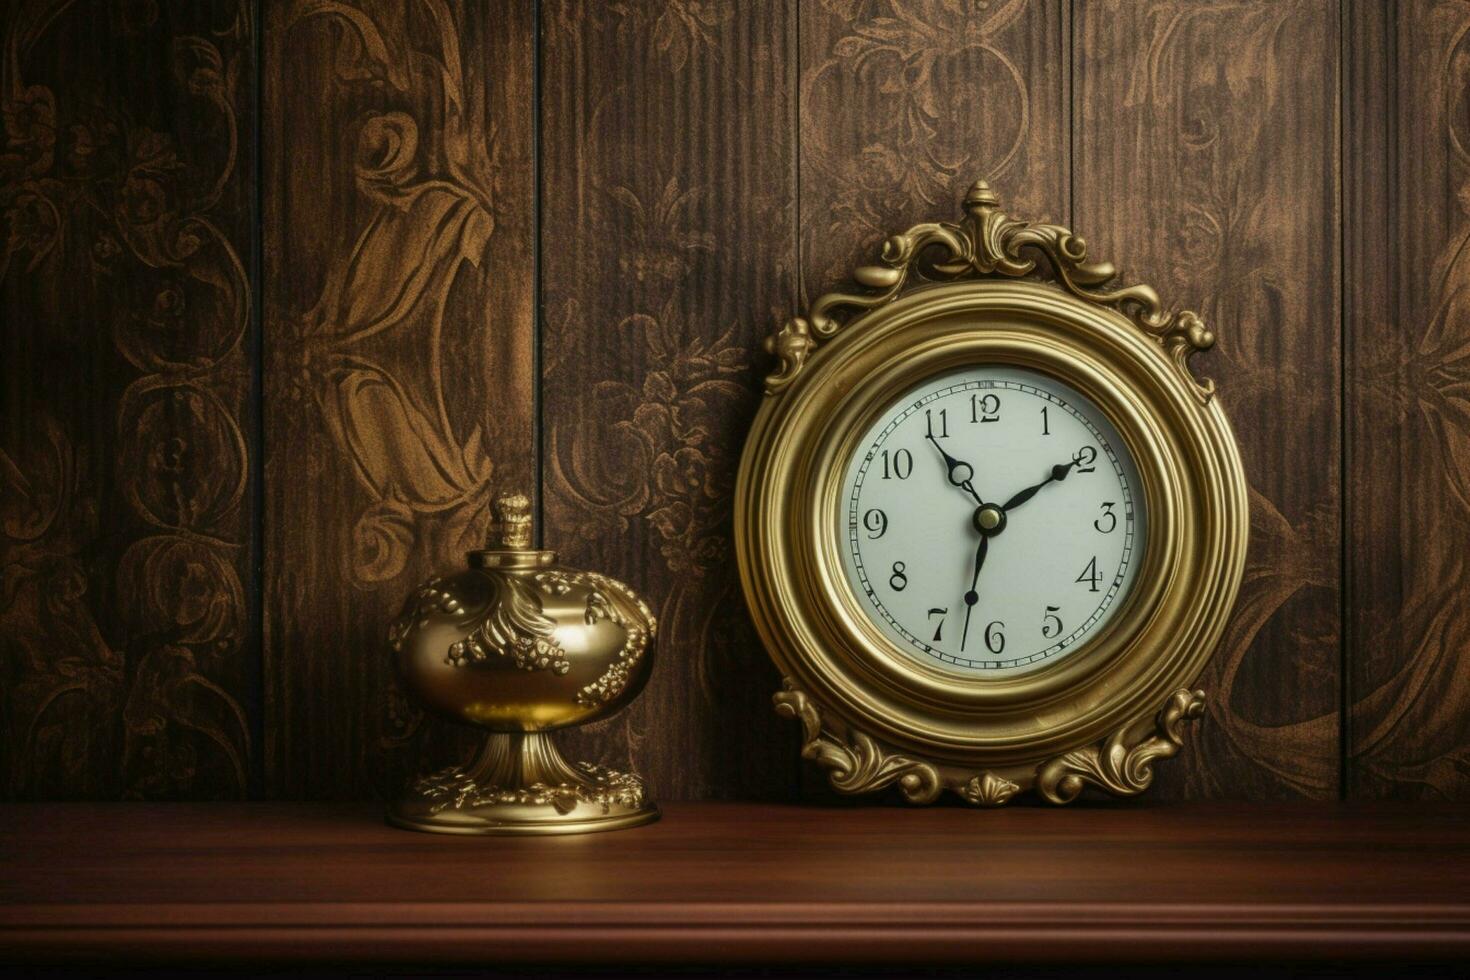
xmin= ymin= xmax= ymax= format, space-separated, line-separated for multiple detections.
xmin=764 ymin=180 xmax=1216 ymax=403
xmin=396 ymin=563 xmax=655 ymax=704
xmin=775 ymin=679 xmax=1026 ymax=807
xmin=570 ymin=571 xmax=655 ymax=708
xmin=959 ymin=771 xmax=1022 ymax=808
xmin=775 ymin=679 xmax=1203 ymax=809
xmin=453 ymin=575 xmax=574 ymax=674
xmin=413 ymin=756 xmax=649 ymax=818
xmin=774 ymin=680 xmax=943 ymax=804
xmin=1036 ymin=689 xmax=1206 ymax=805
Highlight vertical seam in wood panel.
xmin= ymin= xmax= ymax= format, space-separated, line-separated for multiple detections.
xmin=793 ymin=0 xmax=802 ymax=307
xmin=1066 ymin=0 xmax=1075 ymax=228
xmin=1387 ymin=1 xmax=1401 ymax=735
xmin=249 ymin=0 xmax=267 ymax=799
xmin=1338 ymin=0 xmax=1349 ymax=801
xmin=791 ymin=0 xmax=804 ymax=800
xmin=1389 ymin=0 xmax=1399 ymax=345
xmin=533 ymin=0 xmax=544 ymax=548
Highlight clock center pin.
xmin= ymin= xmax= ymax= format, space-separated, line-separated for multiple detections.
xmin=974 ymin=504 xmax=1006 ymax=536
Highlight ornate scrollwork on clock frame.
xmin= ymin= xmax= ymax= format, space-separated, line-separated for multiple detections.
xmin=763 ymin=180 xmax=1216 ymax=404
xmin=774 ymin=679 xmax=1022 ymax=806
xmin=736 ymin=181 xmax=1248 ymax=806
xmin=1035 ymin=688 xmax=1206 ymax=804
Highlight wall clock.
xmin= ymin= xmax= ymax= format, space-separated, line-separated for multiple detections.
xmin=734 ymin=181 xmax=1247 ymax=805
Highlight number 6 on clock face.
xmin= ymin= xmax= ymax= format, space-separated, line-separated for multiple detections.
xmin=840 ymin=364 xmax=1145 ymax=676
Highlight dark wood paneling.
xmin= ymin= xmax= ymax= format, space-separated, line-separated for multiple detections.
xmin=539 ymin=0 xmax=798 ymax=799
xmin=0 ymin=0 xmax=258 ymax=799
xmin=1074 ymin=0 xmax=1342 ymax=798
xmin=4 ymin=802 xmax=1470 ymax=963
xmin=1346 ymin=0 xmax=1470 ymax=799
xmin=262 ymin=0 xmax=536 ymax=797
xmin=4 ymin=0 xmax=1468 ymax=804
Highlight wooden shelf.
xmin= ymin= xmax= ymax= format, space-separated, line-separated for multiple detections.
xmin=2 ymin=801 xmax=1468 ymax=965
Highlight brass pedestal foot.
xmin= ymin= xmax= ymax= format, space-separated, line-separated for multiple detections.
xmin=388 ymin=731 xmax=659 ymax=836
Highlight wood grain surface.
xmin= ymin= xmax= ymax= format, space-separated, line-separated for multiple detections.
xmin=1073 ymin=0 xmax=1342 ymax=798
xmin=261 ymin=0 xmax=535 ymax=797
xmin=538 ymin=0 xmax=798 ymax=799
xmin=3 ymin=0 xmax=1469 ymax=803
xmin=0 ymin=0 xmax=259 ymax=800
xmin=2 ymin=801 xmax=1469 ymax=964
xmin=1345 ymin=0 xmax=1470 ymax=800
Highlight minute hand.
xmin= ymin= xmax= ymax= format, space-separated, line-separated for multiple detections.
xmin=959 ymin=535 xmax=989 ymax=651
xmin=1001 ymin=461 xmax=1079 ymax=512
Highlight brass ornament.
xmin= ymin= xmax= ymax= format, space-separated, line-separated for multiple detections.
xmin=1035 ymin=688 xmax=1206 ymax=805
xmin=774 ymin=679 xmax=942 ymax=803
xmin=762 ymin=180 xmax=1216 ymax=403
xmin=387 ymin=492 xmax=658 ymax=835
xmin=736 ymin=181 xmax=1249 ymax=806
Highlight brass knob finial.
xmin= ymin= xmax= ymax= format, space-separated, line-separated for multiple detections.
xmin=965 ymin=179 xmax=998 ymax=211
xmin=488 ymin=492 xmax=533 ymax=550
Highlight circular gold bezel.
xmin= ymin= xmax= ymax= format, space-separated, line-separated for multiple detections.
xmin=819 ymin=345 xmax=1162 ymax=699
xmin=736 ymin=279 xmax=1247 ymax=779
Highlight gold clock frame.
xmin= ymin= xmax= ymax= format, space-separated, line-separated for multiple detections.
xmin=734 ymin=181 xmax=1248 ymax=805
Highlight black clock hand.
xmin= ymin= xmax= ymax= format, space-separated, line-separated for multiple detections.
xmin=925 ymin=432 xmax=985 ymax=507
xmin=1001 ymin=461 xmax=1078 ymax=512
xmin=959 ymin=534 xmax=988 ymax=651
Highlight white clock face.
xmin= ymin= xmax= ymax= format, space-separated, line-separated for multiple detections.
xmin=839 ymin=364 xmax=1145 ymax=677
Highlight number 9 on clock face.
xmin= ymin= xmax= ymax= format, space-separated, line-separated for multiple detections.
xmin=840 ymin=364 xmax=1146 ymax=676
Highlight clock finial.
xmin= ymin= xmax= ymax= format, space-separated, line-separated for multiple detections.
xmin=965 ymin=179 xmax=999 ymax=211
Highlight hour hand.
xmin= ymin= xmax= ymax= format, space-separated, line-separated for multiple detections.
xmin=1001 ymin=462 xmax=1076 ymax=512
xmin=925 ymin=432 xmax=984 ymax=506
xmin=1003 ymin=444 xmax=1102 ymax=512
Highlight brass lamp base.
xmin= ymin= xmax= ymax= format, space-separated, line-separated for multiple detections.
xmin=388 ymin=731 xmax=659 ymax=836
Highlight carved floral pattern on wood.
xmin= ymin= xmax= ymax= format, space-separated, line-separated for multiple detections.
xmin=1076 ymin=0 xmax=1341 ymax=797
xmin=272 ymin=0 xmax=499 ymax=592
xmin=799 ymin=0 xmax=1041 ymax=295
xmin=1 ymin=0 xmax=254 ymax=798
xmin=1348 ymin=1 xmax=1470 ymax=799
xmin=263 ymin=0 xmax=533 ymax=793
xmin=542 ymin=0 xmax=794 ymax=797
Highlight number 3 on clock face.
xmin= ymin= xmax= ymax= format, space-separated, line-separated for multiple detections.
xmin=840 ymin=364 xmax=1146 ymax=676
